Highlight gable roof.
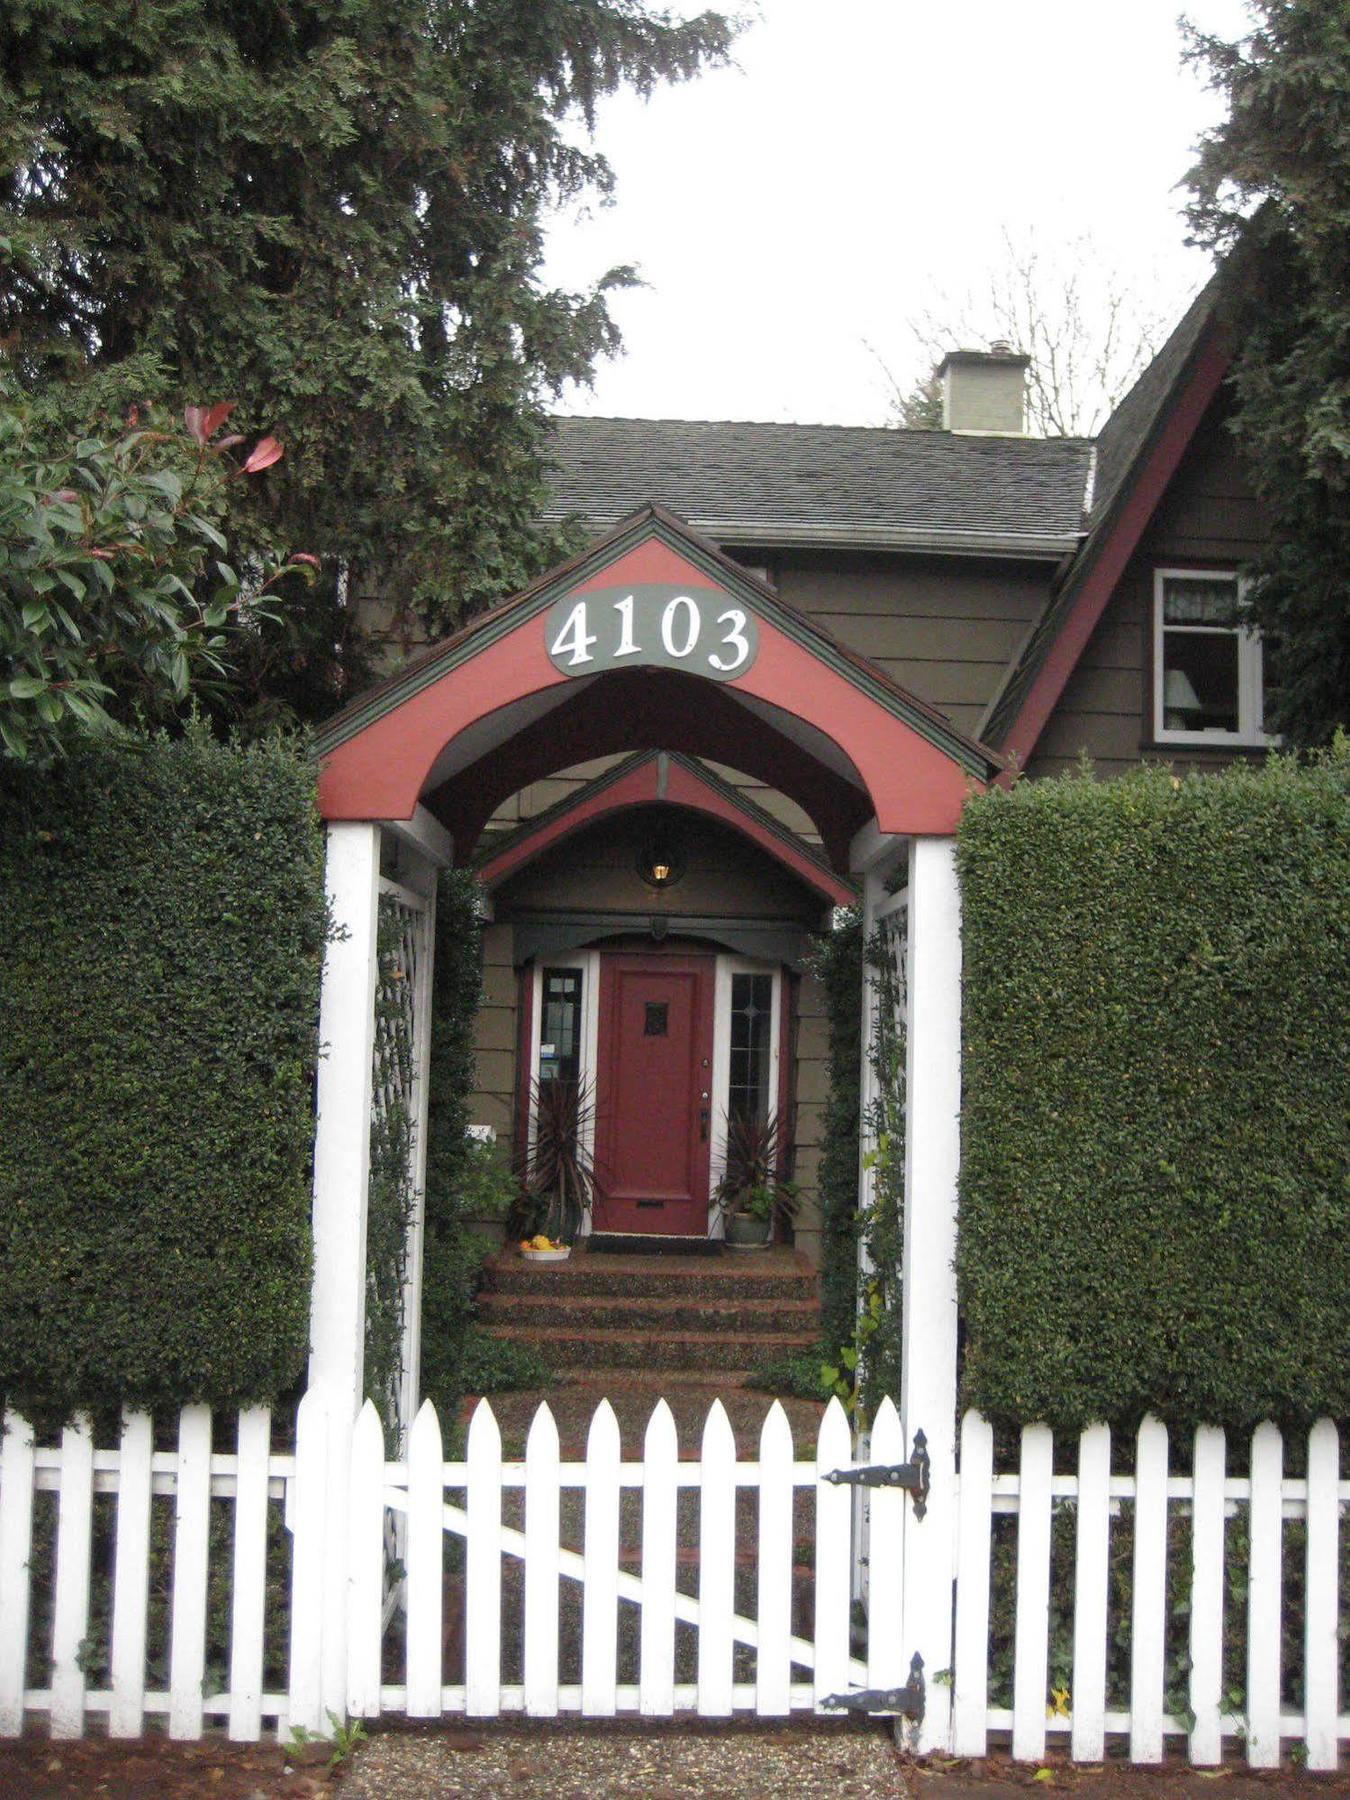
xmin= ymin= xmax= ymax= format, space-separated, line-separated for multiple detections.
xmin=543 ymin=417 xmax=1093 ymax=559
xmin=316 ymin=503 xmax=1002 ymax=847
xmin=981 ymin=280 xmax=1229 ymax=759
xmin=476 ymin=750 xmax=857 ymax=908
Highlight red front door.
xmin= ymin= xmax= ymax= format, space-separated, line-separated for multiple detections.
xmin=592 ymin=952 xmax=715 ymax=1235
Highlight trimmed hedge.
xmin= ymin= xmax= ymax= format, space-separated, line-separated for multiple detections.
xmin=956 ymin=753 xmax=1349 ymax=1435
xmin=0 ymin=732 xmax=325 ymax=1424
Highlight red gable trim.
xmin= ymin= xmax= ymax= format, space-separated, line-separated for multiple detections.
xmin=477 ymin=753 xmax=856 ymax=909
xmin=999 ymin=330 xmax=1231 ymax=769
xmin=318 ymin=510 xmax=990 ymax=838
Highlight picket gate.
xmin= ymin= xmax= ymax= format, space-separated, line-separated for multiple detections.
xmin=1 ymin=1395 xmax=1345 ymax=1771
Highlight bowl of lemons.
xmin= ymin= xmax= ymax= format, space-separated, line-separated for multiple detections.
xmin=519 ymin=1234 xmax=571 ymax=1263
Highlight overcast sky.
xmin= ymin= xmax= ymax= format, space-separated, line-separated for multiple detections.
xmin=542 ymin=0 xmax=1254 ymax=426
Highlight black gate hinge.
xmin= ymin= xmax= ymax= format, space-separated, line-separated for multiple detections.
xmin=822 ymin=1428 xmax=931 ymax=1518
xmin=822 ymin=1651 xmax=925 ymax=1720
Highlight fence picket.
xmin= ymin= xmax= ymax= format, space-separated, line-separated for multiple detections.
xmin=168 ymin=1405 xmax=213 ymax=1740
xmin=346 ymin=1402 xmax=386 ymax=1722
xmin=407 ymin=1398 xmax=446 ymax=1718
xmin=1011 ymin=1423 xmax=1052 ymax=1762
xmin=865 ymin=1398 xmax=906 ymax=1699
xmin=1128 ymin=1416 xmax=1169 ymax=1763
xmin=755 ymin=1402 xmax=794 ymax=1716
xmin=582 ymin=1399 xmax=621 ymax=1716
xmin=0 ymin=1413 xmax=36 ymax=1737
xmin=465 ymin=1400 xmax=503 ymax=1717
xmin=1070 ymin=1421 xmax=1110 ymax=1762
xmin=1302 ymin=1420 xmax=1340 ymax=1771
xmin=1188 ymin=1424 xmax=1226 ymax=1765
xmin=1245 ymin=1421 xmax=1283 ymax=1767
xmin=525 ymin=1404 xmax=562 ymax=1717
xmin=952 ymin=1410 xmax=993 ymax=1756
xmin=287 ymin=1384 xmax=330 ymax=1737
xmin=50 ymin=1414 xmax=95 ymax=1739
xmin=109 ymin=1412 xmax=153 ymax=1738
xmin=639 ymin=1401 xmax=678 ymax=1717
xmin=227 ymin=1407 xmax=272 ymax=1742
xmin=697 ymin=1400 xmax=736 ymax=1717
xmin=813 ymin=1397 xmax=852 ymax=1710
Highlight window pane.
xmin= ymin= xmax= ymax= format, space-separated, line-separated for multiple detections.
xmin=539 ymin=968 xmax=582 ymax=1089
xmin=728 ymin=972 xmax=773 ymax=1124
xmin=1163 ymin=575 xmax=1238 ymax=627
xmin=1162 ymin=629 xmax=1239 ymax=732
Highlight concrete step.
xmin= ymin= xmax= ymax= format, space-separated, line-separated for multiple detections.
xmin=485 ymin=1325 xmax=817 ymax=1374
xmin=484 ymin=1246 xmax=817 ymax=1303
xmin=476 ymin=1289 xmax=820 ymax=1337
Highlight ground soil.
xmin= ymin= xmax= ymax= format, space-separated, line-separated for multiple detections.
xmin=0 ymin=1722 xmax=1343 ymax=1800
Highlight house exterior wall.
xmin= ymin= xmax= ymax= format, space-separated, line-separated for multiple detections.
xmin=469 ymin=923 xmax=519 ymax=1163
xmin=1028 ymin=404 xmax=1269 ymax=779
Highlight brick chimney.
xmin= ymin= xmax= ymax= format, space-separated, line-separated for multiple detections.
xmin=936 ymin=341 xmax=1030 ymax=434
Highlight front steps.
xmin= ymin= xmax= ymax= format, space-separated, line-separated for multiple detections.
xmin=473 ymin=1243 xmax=823 ymax=1455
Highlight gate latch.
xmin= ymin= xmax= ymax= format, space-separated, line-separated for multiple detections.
xmin=822 ymin=1652 xmax=925 ymax=1720
xmin=823 ymin=1428 xmax=931 ymax=1518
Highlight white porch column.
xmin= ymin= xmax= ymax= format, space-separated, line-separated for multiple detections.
xmin=899 ymin=834 xmax=962 ymax=1751
xmin=309 ymin=821 xmax=382 ymax=1408
xmin=308 ymin=820 xmax=380 ymax=1727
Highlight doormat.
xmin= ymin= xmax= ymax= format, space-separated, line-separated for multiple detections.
xmin=583 ymin=1233 xmax=724 ymax=1257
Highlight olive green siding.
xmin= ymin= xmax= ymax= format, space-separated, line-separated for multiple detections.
xmin=469 ymin=923 xmax=519 ymax=1164
xmin=494 ymin=809 xmax=825 ymax=927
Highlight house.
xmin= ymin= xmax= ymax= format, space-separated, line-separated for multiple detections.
xmin=314 ymin=277 xmax=1270 ymax=1271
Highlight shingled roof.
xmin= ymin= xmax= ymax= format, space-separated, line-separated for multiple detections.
xmin=543 ymin=417 xmax=1094 ymax=558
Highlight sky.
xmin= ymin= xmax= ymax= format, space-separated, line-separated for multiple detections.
xmin=542 ymin=0 xmax=1255 ymax=426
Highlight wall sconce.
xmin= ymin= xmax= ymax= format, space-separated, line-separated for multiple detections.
xmin=637 ymin=823 xmax=684 ymax=891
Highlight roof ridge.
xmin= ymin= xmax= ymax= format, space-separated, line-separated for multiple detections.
xmin=551 ymin=413 xmax=1095 ymax=445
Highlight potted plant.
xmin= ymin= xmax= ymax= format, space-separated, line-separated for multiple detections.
xmin=517 ymin=1078 xmax=598 ymax=1261
xmin=714 ymin=1111 xmax=797 ymax=1251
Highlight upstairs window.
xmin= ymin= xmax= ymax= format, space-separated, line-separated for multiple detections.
xmin=1153 ymin=569 xmax=1266 ymax=747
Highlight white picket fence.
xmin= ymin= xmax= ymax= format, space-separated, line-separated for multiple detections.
xmin=1 ymin=1395 xmax=1345 ymax=1768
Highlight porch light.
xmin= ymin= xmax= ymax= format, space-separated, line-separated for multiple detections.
xmin=637 ymin=824 xmax=684 ymax=890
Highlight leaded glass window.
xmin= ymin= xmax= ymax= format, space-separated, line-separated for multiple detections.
xmin=538 ymin=967 xmax=582 ymax=1090
xmin=728 ymin=971 xmax=773 ymax=1124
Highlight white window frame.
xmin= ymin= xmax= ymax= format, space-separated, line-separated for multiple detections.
xmin=708 ymin=955 xmax=783 ymax=1237
xmin=527 ymin=953 xmax=601 ymax=1233
xmin=1153 ymin=567 xmax=1266 ymax=748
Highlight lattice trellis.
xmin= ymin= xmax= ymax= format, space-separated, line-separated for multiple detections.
xmin=366 ymin=883 xmax=432 ymax=1442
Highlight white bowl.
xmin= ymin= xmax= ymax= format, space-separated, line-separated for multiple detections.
xmin=520 ymin=1245 xmax=571 ymax=1263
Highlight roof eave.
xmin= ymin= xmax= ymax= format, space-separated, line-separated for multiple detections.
xmin=541 ymin=512 xmax=1082 ymax=562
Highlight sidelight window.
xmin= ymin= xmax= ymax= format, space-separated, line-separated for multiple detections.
xmin=728 ymin=971 xmax=774 ymax=1124
xmin=538 ymin=967 xmax=583 ymax=1090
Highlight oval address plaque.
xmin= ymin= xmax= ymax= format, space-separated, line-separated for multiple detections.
xmin=544 ymin=583 xmax=759 ymax=682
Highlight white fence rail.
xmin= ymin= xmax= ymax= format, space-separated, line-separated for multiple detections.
xmin=1 ymin=1396 xmax=1344 ymax=1769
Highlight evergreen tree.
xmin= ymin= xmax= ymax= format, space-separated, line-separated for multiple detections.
xmin=1 ymin=1 xmax=733 ymax=716
xmin=1184 ymin=0 xmax=1350 ymax=747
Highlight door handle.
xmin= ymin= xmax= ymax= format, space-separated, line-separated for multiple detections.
xmin=699 ymin=1092 xmax=710 ymax=1141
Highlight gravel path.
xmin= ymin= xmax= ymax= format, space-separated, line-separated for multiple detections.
xmin=335 ymin=1721 xmax=909 ymax=1799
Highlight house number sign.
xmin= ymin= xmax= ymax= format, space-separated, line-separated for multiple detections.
xmin=544 ymin=583 xmax=759 ymax=682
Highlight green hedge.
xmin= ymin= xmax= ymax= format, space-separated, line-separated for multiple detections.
xmin=0 ymin=732 xmax=325 ymax=1424
xmin=956 ymin=752 xmax=1349 ymax=1435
